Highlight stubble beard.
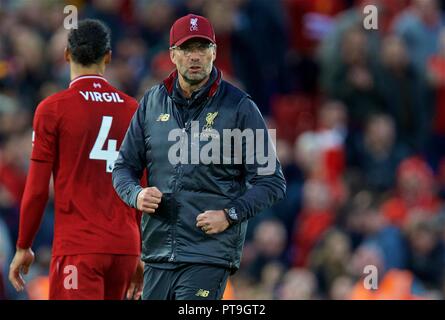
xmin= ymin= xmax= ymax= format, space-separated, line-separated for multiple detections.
xmin=180 ymin=65 xmax=211 ymax=86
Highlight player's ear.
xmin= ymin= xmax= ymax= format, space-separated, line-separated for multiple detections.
xmin=104 ymin=50 xmax=112 ymax=65
xmin=64 ymin=47 xmax=70 ymax=63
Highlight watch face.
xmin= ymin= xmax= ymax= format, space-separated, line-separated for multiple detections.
xmin=228 ymin=208 xmax=238 ymax=221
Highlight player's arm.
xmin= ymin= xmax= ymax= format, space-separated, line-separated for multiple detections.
xmin=9 ymin=101 xmax=57 ymax=292
xmin=9 ymin=160 xmax=52 ymax=291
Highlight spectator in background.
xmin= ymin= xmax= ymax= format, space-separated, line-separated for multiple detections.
xmin=347 ymin=114 xmax=409 ymax=193
xmin=135 ymin=49 xmax=175 ymax=99
xmin=295 ymin=101 xmax=348 ymax=204
xmin=292 ymin=179 xmax=335 ymax=267
xmin=107 ymin=35 xmax=149 ymax=97
xmin=377 ymin=35 xmax=429 ymax=151
xmin=46 ymin=27 xmax=70 ymax=85
xmin=245 ymin=219 xmax=288 ymax=282
xmin=316 ymin=101 xmax=348 ymax=204
xmin=339 ymin=189 xmax=408 ymax=270
xmin=276 ymin=268 xmax=318 ymax=300
xmin=338 ymin=190 xmax=375 ymax=248
xmin=318 ymin=0 xmax=408 ymax=97
xmin=9 ymin=24 xmax=47 ymax=112
xmin=327 ymin=27 xmax=384 ymax=130
xmin=283 ymin=0 xmax=348 ymax=95
xmin=393 ymin=0 xmax=445 ymax=74
xmin=309 ymin=229 xmax=352 ymax=298
xmin=318 ymin=0 xmax=376 ymax=79
xmin=381 ymin=157 xmax=441 ymax=227
xmin=236 ymin=221 xmax=287 ymax=299
xmin=317 ymin=100 xmax=348 ymax=138
xmin=295 ymin=133 xmax=323 ymax=183
xmin=361 ymin=205 xmax=407 ymax=271
xmin=83 ymin=0 xmax=130 ymax=48
xmin=404 ymin=218 xmax=445 ymax=291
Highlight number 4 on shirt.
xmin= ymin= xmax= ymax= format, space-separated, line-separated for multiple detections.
xmin=89 ymin=116 xmax=119 ymax=173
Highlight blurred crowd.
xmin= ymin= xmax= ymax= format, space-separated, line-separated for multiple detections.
xmin=2 ymin=0 xmax=445 ymax=300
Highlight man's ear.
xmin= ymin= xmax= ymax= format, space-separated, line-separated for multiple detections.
xmin=212 ymin=45 xmax=217 ymax=62
xmin=169 ymin=49 xmax=176 ymax=65
xmin=64 ymin=47 xmax=70 ymax=63
xmin=104 ymin=50 xmax=112 ymax=65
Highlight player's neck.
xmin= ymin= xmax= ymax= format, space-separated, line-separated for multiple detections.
xmin=70 ymin=64 xmax=105 ymax=81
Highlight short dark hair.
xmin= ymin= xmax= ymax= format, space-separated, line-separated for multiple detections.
xmin=67 ymin=19 xmax=111 ymax=66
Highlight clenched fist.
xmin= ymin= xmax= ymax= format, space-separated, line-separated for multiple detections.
xmin=136 ymin=187 xmax=162 ymax=214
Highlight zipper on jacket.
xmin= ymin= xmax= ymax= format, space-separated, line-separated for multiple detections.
xmin=169 ymin=199 xmax=178 ymax=262
xmin=169 ymin=231 xmax=177 ymax=262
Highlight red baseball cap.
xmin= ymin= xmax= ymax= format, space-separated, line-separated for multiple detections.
xmin=170 ymin=14 xmax=216 ymax=47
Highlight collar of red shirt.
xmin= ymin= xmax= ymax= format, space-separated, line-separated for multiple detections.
xmin=69 ymin=74 xmax=108 ymax=88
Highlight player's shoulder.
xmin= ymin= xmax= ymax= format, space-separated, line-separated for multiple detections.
xmin=98 ymin=81 xmax=138 ymax=110
xmin=35 ymin=88 xmax=76 ymax=113
xmin=113 ymin=87 xmax=139 ymax=109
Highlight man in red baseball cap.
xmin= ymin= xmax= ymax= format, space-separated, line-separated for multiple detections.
xmin=168 ymin=13 xmax=217 ymax=98
xmin=113 ymin=12 xmax=286 ymax=300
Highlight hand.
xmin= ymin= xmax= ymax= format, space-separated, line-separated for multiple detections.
xmin=9 ymin=247 xmax=35 ymax=292
xmin=126 ymin=260 xmax=144 ymax=300
xmin=136 ymin=187 xmax=162 ymax=214
xmin=196 ymin=210 xmax=230 ymax=235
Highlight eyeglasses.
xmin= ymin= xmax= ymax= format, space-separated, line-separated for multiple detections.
xmin=170 ymin=43 xmax=215 ymax=56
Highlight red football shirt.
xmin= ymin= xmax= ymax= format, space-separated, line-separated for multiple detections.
xmin=17 ymin=74 xmax=141 ymax=256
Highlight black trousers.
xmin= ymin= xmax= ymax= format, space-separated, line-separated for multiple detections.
xmin=142 ymin=263 xmax=230 ymax=300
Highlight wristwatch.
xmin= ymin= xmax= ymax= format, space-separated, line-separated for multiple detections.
xmin=224 ymin=207 xmax=239 ymax=225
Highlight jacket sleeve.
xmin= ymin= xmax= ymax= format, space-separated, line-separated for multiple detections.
xmin=112 ymin=94 xmax=148 ymax=208
xmin=226 ymin=97 xmax=286 ymax=222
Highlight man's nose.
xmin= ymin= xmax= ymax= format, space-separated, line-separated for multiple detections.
xmin=188 ymin=50 xmax=201 ymax=60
